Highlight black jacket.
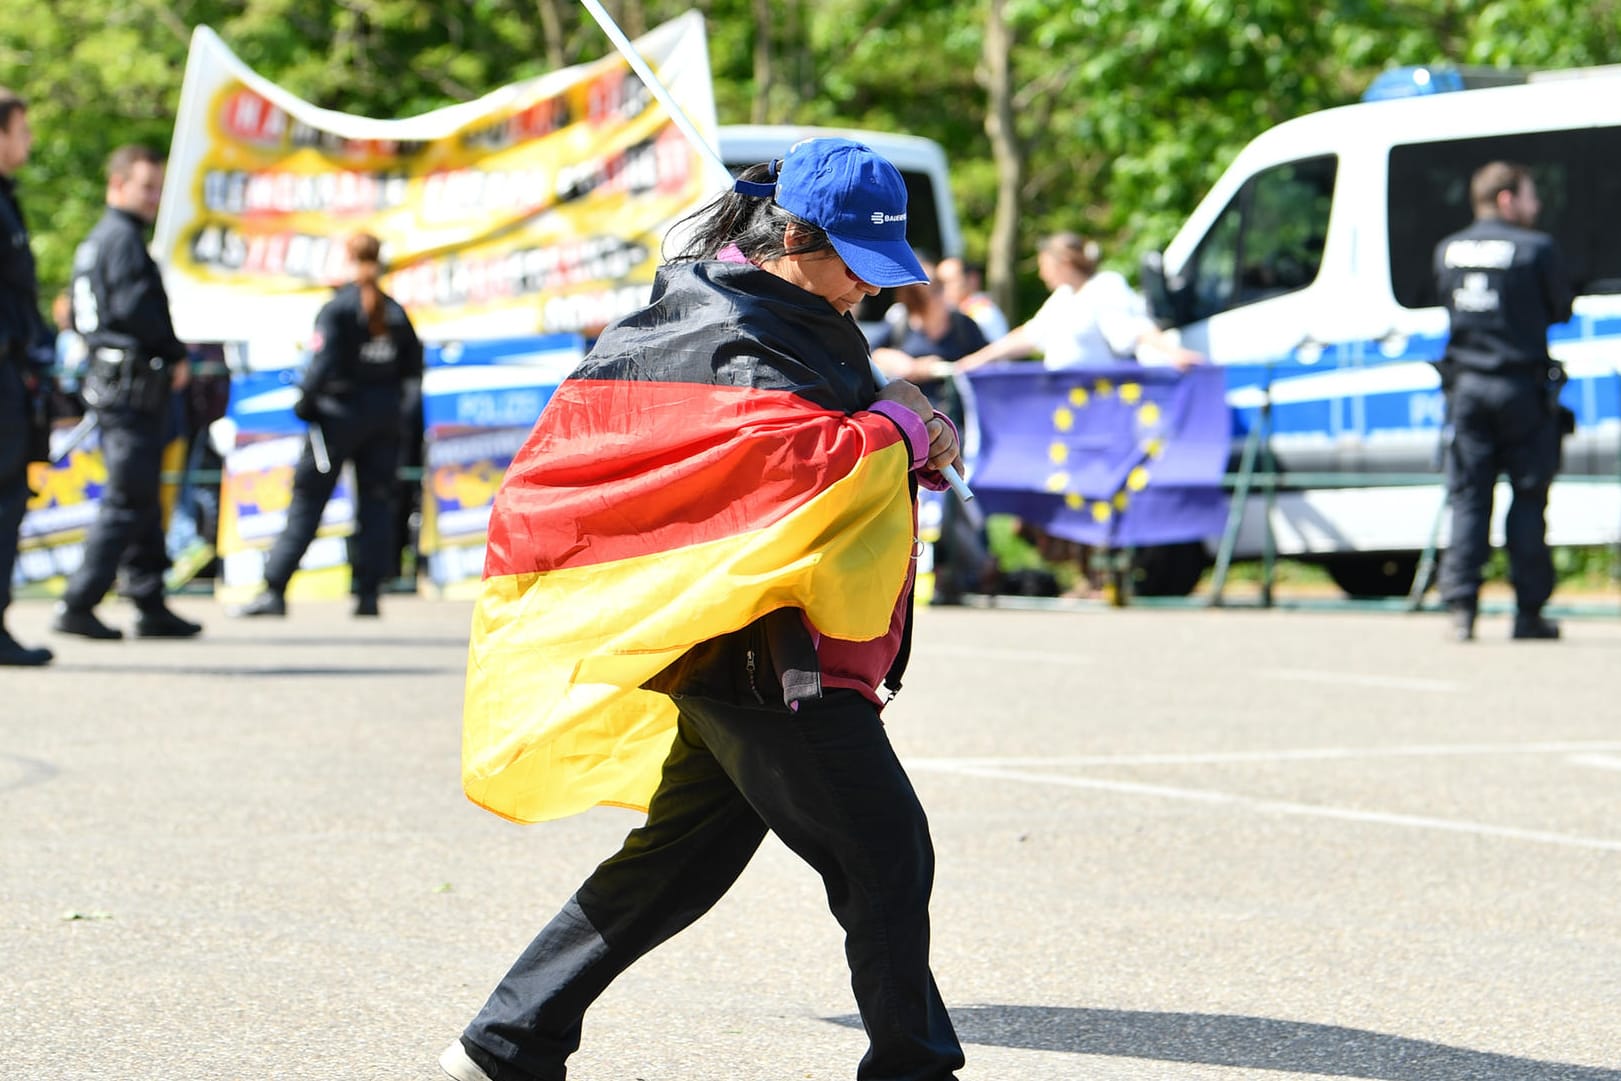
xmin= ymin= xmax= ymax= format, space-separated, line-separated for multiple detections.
xmin=1434 ymin=217 xmax=1573 ymax=375
xmin=580 ymin=259 xmax=909 ymax=708
xmin=300 ymin=282 xmax=423 ymax=411
xmin=70 ymin=207 xmax=187 ymax=364
xmin=575 ymin=259 xmax=877 ymax=411
xmin=0 ymin=175 xmax=51 ymax=365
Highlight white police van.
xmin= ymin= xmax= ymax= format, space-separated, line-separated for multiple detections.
xmin=1142 ymin=68 xmax=1621 ymax=596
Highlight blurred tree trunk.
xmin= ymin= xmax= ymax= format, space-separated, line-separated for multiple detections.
xmin=613 ymin=0 xmax=646 ymax=38
xmin=751 ymin=0 xmax=773 ymax=123
xmin=536 ymin=0 xmax=567 ymax=70
xmin=791 ymin=0 xmax=815 ymax=112
xmin=981 ymin=0 xmax=1021 ymax=319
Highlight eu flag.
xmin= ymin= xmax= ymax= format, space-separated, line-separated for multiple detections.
xmin=965 ymin=363 xmax=1230 ymax=547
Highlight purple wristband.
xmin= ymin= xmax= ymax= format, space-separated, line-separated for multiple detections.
xmin=868 ymin=399 xmax=931 ymax=470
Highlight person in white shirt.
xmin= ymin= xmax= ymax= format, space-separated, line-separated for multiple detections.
xmin=956 ymin=232 xmax=1199 ymax=372
xmin=954 ymin=232 xmax=1200 ymax=600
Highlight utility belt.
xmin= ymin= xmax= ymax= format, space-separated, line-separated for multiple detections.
xmin=1508 ymin=360 xmax=1571 ymax=430
xmin=317 ymin=375 xmax=403 ymax=400
xmin=1543 ymin=362 xmax=1576 ymax=435
xmin=326 ymin=369 xmax=404 ymax=392
xmin=81 ymin=346 xmax=172 ymax=415
xmin=1438 ymin=357 xmax=1574 ymax=435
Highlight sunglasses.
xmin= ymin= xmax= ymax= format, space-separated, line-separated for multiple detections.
xmin=842 ymin=264 xmax=873 ymax=289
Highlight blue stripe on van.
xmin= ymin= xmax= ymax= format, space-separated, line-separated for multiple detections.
xmin=1221 ymin=321 xmax=1621 ymax=444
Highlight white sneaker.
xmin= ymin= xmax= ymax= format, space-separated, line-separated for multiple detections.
xmin=439 ymin=1041 xmax=496 ymax=1081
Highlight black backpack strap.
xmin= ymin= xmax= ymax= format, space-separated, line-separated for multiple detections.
xmin=881 ymin=476 xmax=921 ymax=704
xmin=880 ymin=584 xmax=915 ymax=705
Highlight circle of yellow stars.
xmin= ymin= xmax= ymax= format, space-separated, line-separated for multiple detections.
xmin=1043 ymin=378 xmax=1168 ymax=523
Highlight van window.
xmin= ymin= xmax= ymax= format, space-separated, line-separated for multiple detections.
xmin=896 ymin=170 xmax=944 ymax=261
xmin=1388 ymin=126 xmax=1621 ymax=309
xmin=1182 ymin=155 xmax=1337 ymax=322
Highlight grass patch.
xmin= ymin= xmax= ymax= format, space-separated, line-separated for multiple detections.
xmin=986 ymin=512 xmax=1618 ymax=597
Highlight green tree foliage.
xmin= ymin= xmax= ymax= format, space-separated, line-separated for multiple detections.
xmin=973 ymin=0 xmax=1621 ymax=316
xmin=2 ymin=0 xmax=1618 ymax=319
xmin=1 ymin=0 xmax=197 ymax=304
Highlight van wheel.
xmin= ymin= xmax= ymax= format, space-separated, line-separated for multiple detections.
xmin=1128 ymin=542 xmax=1209 ymax=597
xmin=1322 ymin=553 xmax=1419 ymax=598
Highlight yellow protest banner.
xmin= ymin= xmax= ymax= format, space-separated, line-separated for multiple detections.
xmin=153 ymin=13 xmax=725 ymax=353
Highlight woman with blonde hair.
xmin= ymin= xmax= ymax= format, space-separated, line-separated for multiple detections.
xmin=957 ymin=231 xmax=1198 ymax=372
xmin=237 ymin=232 xmax=423 ymax=618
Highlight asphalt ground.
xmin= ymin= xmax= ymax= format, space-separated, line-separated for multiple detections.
xmin=2 ymin=593 xmax=1618 ymax=1081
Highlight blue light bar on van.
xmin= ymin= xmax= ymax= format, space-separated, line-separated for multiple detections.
xmin=1362 ymin=66 xmax=1466 ymax=101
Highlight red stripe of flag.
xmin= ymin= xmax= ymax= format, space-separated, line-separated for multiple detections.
xmin=484 ymin=380 xmax=906 ymax=577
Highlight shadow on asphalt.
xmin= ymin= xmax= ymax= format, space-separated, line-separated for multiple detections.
xmin=46 ymin=663 xmax=461 ymax=678
xmin=831 ymin=1005 xmax=1621 ymax=1079
xmin=0 ymin=753 xmax=58 ymax=795
xmin=221 ymin=636 xmax=471 ymax=648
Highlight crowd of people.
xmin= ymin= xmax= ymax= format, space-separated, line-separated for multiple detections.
xmin=3 ymin=87 xmax=1211 ymax=669
xmin=0 ymin=88 xmax=423 ymax=666
xmin=873 ymin=234 xmax=1207 ymax=599
xmin=955 ymin=231 xmax=1200 ymax=375
xmin=1 ymin=74 xmax=1584 ymax=1080
xmin=3 ymin=71 xmax=1576 ymax=677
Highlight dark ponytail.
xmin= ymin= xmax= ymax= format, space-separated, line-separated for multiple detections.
xmin=666 ymin=161 xmax=835 ymax=265
xmin=346 ymin=232 xmax=386 ymax=337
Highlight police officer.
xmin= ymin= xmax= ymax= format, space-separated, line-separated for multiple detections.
xmin=52 ymin=145 xmax=201 ymax=641
xmin=237 ymin=232 xmax=422 ymax=618
xmin=1434 ymin=161 xmax=1573 ymax=642
xmin=0 ymin=88 xmax=55 ymax=666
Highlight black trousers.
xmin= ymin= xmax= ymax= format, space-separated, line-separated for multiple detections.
xmin=0 ymin=363 xmax=30 ymax=619
xmin=63 ymin=408 xmax=170 ymax=611
xmin=1439 ymin=369 xmax=1561 ymax=614
xmin=461 ymin=689 xmax=964 ymax=1081
xmin=262 ymin=408 xmax=400 ymax=596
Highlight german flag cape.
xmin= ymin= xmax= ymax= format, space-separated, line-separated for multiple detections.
xmin=462 ymin=262 xmax=917 ymax=824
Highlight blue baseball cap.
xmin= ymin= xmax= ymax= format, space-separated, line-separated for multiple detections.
xmin=742 ymin=138 xmax=928 ymax=288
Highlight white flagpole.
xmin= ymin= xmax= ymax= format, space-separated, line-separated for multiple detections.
xmin=576 ymin=0 xmax=974 ymax=505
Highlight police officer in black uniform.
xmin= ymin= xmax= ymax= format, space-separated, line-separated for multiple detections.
xmin=1434 ymin=161 xmax=1573 ymax=642
xmin=0 ymin=88 xmax=55 ymax=666
xmin=237 ymin=232 xmax=422 ymax=618
xmin=52 ymin=145 xmax=201 ymax=641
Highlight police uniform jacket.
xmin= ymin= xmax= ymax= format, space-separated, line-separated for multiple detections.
xmin=1433 ymin=217 xmax=1573 ymax=374
xmin=300 ymin=282 xmax=423 ymax=418
xmin=72 ymin=206 xmax=187 ymax=366
xmin=0 ymin=175 xmax=50 ymax=365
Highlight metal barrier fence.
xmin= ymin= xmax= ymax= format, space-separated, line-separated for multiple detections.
xmin=148 ymin=442 xmax=1620 ymax=616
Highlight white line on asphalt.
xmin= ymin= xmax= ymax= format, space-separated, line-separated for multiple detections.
xmin=920 ymin=763 xmax=1621 ymax=853
xmin=1569 ymin=753 xmax=1621 ymax=772
xmin=918 ymin=647 xmax=1462 ymax=693
xmin=908 ymin=740 xmax=1621 ymax=770
xmin=1261 ymin=668 xmax=1458 ymax=693
xmin=920 ymin=643 xmax=1093 ymax=666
